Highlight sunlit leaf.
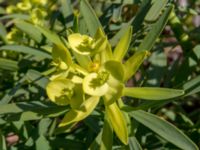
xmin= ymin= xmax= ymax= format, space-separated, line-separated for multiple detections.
xmin=113 ymin=26 xmax=132 ymax=61
xmin=145 ymin=0 xmax=168 ymax=23
xmin=59 ymin=96 xmax=99 ymax=127
xmin=124 ymin=51 xmax=149 ymax=81
xmin=37 ymin=26 xmax=72 ymax=65
xmin=0 ymin=45 xmax=51 ymax=58
xmin=106 ymin=102 xmax=128 ymax=145
xmin=123 ymin=87 xmax=184 ymax=100
xmin=100 ymin=116 xmax=113 ymax=150
xmin=129 ymin=110 xmax=198 ymax=150
xmin=129 ymin=136 xmax=142 ymax=150
xmin=15 ymin=21 xmax=42 ymax=43
xmin=80 ymin=0 xmax=102 ymax=36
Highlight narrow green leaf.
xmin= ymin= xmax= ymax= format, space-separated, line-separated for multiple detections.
xmin=100 ymin=116 xmax=113 ymax=150
xmin=124 ymin=51 xmax=149 ymax=81
xmin=59 ymin=96 xmax=99 ymax=127
xmin=0 ymin=23 xmax=7 ymax=43
xmin=80 ymin=0 xmax=102 ymax=36
xmin=0 ymin=14 xmax=29 ymax=20
xmin=123 ymin=87 xmax=184 ymax=100
xmin=129 ymin=136 xmax=142 ymax=150
xmin=0 ymin=58 xmax=18 ymax=71
xmin=138 ymin=5 xmax=173 ymax=51
xmin=15 ymin=21 xmax=42 ymax=43
xmin=106 ymin=102 xmax=128 ymax=145
xmin=0 ymin=132 xmax=7 ymax=150
xmin=0 ymin=45 xmax=51 ymax=58
xmin=94 ymin=28 xmax=113 ymax=62
xmin=0 ymin=101 xmax=68 ymax=115
xmin=145 ymin=0 xmax=168 ymax=23
xmin=113 ymin=26 xmax=132 ymax=61
xmin=6 ymin=109 xmax=66 ymax=122
xmin=183 ymin=75 xmax=200 ymax=96
xmin=26 ymin=69 xmax=49 ymax=89
xmin=73 ymin=13 xmax=79 ymax=33
xmin=130 ymin=110 xmax=198 ymax=150
xmin=37 ymin=26 xmax=72 ymax=65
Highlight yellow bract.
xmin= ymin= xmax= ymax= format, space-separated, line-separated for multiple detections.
xmin=59 ymin=96 xmax=99 ymax=127
xmin=46 ymin=78 xmax=74 ymax=106
xmin=83 ymin=73 xmax=109 ymax=96
xmin=68 ymin=33 xmax=94 ymax=55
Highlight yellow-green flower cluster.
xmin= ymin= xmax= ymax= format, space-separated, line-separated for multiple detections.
xmin=45 ymin=26 xmax=140 ymax=144
xmin=6 ymin=0 xmax=50 ymax=25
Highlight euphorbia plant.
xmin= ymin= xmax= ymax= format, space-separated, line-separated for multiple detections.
xmin=42 ymin=25 xmax=184 ymax=145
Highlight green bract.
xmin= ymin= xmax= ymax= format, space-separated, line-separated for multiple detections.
xmin=46 ymin=26 xmax=184 ymax=145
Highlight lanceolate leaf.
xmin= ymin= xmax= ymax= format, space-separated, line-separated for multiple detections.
xmin=138 ymin=5 xmax=173 ymax=51
xmin=37 ymin=26 xmax=72 ymax=65
xmin=100 ymin=116 xmax=113 ymax=150
xmin=0 ymin=132 xmax=7 ymax=150
xmin=113 ymin=26 xmax=132 ymax=61
xmin=129 ymin=110 xmax=198 ymax=150
xmin=95 ymin=28 xmax=113 ymax=62
xmin=80 ymin=0 xmax=102 ymax=36
xmin=183 ymin=75 xmax=200 ymax=96
xmin=129 ymin=136 xmax=142 ymax=150
xmin=0 ymin=22 xmax=7 ymax=43
xmin=59 ymin=96 xmax=99 ymax=127
xmin=145 ymin=0 xmax=168 ymax=23
xmin=15 ymin=21 xmax=43 ymax=43
xmin=105 ymin=102 xmax=128 ymax=145
xmin=0 ymin=45 xmax=51 ymax=58
xmin=124 ymin=51 xmax=149 ymax=81
xmin=0 ymin=58 xmax=18 ymax=71
xmin=0 ymin=101 xmax=68 ymax=115
xmin=123 ymin=87 xmax=184 ymax=100
xmin=0 ymin=14 xmax=29 ymax=20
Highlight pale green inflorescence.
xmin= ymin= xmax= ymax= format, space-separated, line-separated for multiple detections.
xmin=45 ymin=26 xmax=184 ymax=145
